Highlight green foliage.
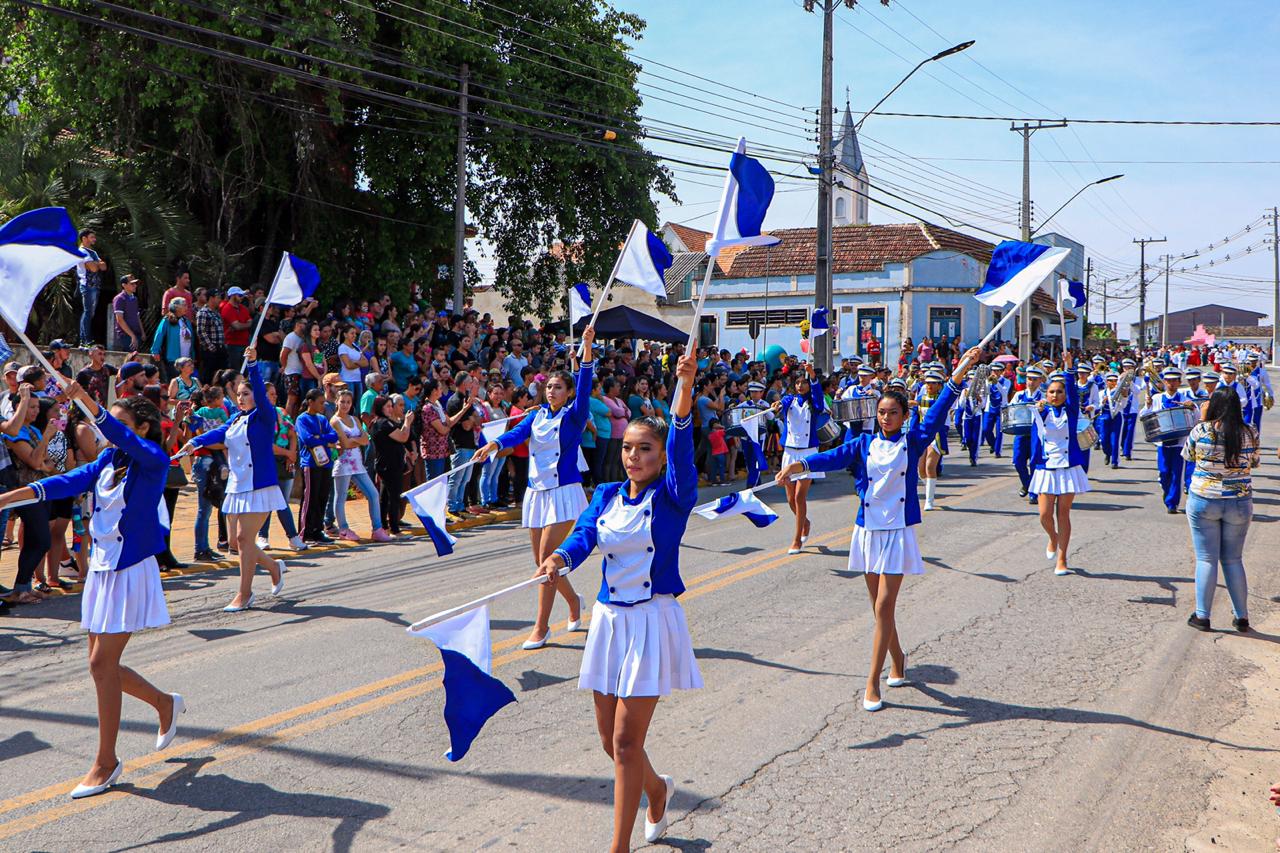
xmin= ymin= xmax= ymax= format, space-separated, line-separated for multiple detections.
xmin=0 ymin=0 xmax=672 ymax=321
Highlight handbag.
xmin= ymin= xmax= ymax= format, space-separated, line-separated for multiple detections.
xmin=166 ymin=464 xmax=189 ymax=489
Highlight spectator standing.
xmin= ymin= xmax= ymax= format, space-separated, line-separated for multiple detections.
xmin=45 ymin=340 xmax=75 ymax=389
xmin=150 ymin=297 xmax=195 ymax=381
xmin=75 ymin=344 xmax=117 ymax=408
xmin=161 ymin=269 xmax=193 ymax=320
xmin=111 ymin=274 xmax=143 ymax=353
xmin=255 ymin=381 xmax=304 ymax=551
xmin=2 ymin=388 xmax=53 ymax=603
xmin=279 ymin=316 xmax=309 ymax=416
xmin=389 ymin=337 xmax=417 ymax=392
xmin=195 ymin=290 xmax=227 ymax=378
xmin=188 ymin=389 xmax=227 ymax=562
xmin=418 ymin=379 xmax=457 ymax=480
xmin=445 ymin=374 xmax=479 ymax=515
xmin=708 ymin=418 xmax=729 ymax=485
xmin=331 ymin=389 xmax=389 ymax=542
xmin=76 ymin=228 xmax=106 ymax=345
xmin=220 ymin=287 xmax=253 ymax=368
xmin=502 ymin=338 xmax=529 ymax=383
xmin=255 ymin=305 xmax=285 ymax=387
xmin=337 ymin=325 xmax=368 ymax=387
xmin=370 ymin=395 xmax=413 ymax=535
xmin=296 ymin=388 xmax=339 ymax=545
xmin=601 ymin=377 xmax=629 ymax=482
xmin=588 ymin=378 xmax=612 ymax=485
xmin=866 ymin=334 xmax=882 ymax=367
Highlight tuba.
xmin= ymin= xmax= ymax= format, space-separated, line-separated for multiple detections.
xmin=1113 ymin=369 xmax=1135 ymax=413
xmin=970 ymin=363 xmax=991 ymax=411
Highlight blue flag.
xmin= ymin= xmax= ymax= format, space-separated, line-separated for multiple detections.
xmin=267 ymin=251 xmax=321 ymax=306
xmin=0 ymin=207 xmax=84 ymax=332
xmin=707 ymin=138 xmax=783 ymax=255
xmin=976 ymin=241 xmax=1070 ymax=309
xmin=693 ymin=488 xmax=778 ymax=528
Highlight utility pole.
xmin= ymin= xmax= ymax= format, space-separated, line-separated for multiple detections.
xmin=1133 ymin=236 xmax=1166 ymax=349
xmin=1162 ymin=254 xmax=1171 ymax=348
xmin=1083 ymin=257 xmax=1092 ymax=328
xmin=1011 ymin=121 xmax=1066 ymax=360
xmin=451 ymin=63 xmax=469 ymax=314
xmin=1272 ymin=206 xmax=1278 ymax=366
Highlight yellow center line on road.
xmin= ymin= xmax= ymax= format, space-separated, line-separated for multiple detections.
xmin=0 ymin=467 xmax=1014 ymax=837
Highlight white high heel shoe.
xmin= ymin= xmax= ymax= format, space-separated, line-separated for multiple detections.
xmin=1045 ymin=547 xmax=1057 ymax=561
xmin=222 ymin=594 xmax=255 ymax=613
xmin=521 ymin=635 xmax=548 ymax=651
xmin=644 ymin=775 xmax=676 ymax=843
xmin=886 ymin=655 xmax=909 ymax=688
xmin=862 ymin=695 xmax=884 ymax=712
xmin=272 ymin=560 xmax=286 ymax=596
xmin=156 ymin=693 xmax=186 ymax=750
xmin=70 ymin=761 xmax=122 ymax=800
xmin=566 ymin=593 xmax=585 ymax=632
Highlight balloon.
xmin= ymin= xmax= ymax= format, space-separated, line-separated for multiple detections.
xmin=763 ymin=344 xmax=787 ymax=374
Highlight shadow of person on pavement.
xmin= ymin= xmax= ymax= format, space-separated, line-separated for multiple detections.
xmin=1072 ymin=568 xmax=1190 ymax=607
xmin=694 ymin=647 xmax=843 ymax=677
xmin=923 ymin=557 xmax=1017 ymax=584
xmin=0 ymin=730 xmax=52 ymax=763
xmin=0 ymin=625 xmax=77 ymax=651
xmin=109 ymin=756 xmax=390 ymax=853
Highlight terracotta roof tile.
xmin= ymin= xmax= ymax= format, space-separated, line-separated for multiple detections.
xmin=664 ymin=222 xmax=711 ymax=254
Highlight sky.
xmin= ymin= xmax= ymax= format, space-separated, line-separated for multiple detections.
xmin=597 ymin=0 xmax=1280 ymax=334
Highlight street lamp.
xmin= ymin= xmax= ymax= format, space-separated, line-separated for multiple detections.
xmin=1031 ymin=174 xmax=1124 ymax=238
xmin=855 ymin=41 xmax=975 ymax=132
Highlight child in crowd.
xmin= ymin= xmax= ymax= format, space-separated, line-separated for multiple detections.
xmin=708 ymin=418 xmax=728 ymax=485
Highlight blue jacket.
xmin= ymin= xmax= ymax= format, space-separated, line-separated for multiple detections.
xmin=778 ymin=381 xmax=828 ymax=449
xmin=296 ymin=412 xmax=339 ymax=468
xmin=803 ymin=380 xmax=959 ymax=528
xmin=190 ymin=361 xmax=279 ymax=491
xmin=150 ymin=315 xmax=193 ymax=363
xmin=555 ymin=412 xmax=697 ymax=605
xmin=1030 ymin=377 xmax=1089 ymax=470
xmin=496 ymin=362 xmax=594 ymax=489
xmin=32 ymin=407 xmax=170 ymax=571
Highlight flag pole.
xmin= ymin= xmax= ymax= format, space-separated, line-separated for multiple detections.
xmin=565 ymin=282 xmax=575 ymax=365
xmin=406 ymin=566 xmax=572 ymax=633
xmin=8 ymin=325 xmax=105 ymax=441
xmin=401 ymin=453 xmax=484 ymax=497
xmin=977 ymin=294 xmax=1029 ymax=352
xmin=242 ymin=250 xmax=288 ymax=373
xmin=1057 ymin=278 xmax=1069 ymax=358
xmin=578 ymin=222 xmax=637 ymax=360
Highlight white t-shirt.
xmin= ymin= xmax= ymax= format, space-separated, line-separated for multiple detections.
xmin=338 ymin=343 xmax=364 ymax=384
xmin=282 ymin=331 xmax=305 ymax=376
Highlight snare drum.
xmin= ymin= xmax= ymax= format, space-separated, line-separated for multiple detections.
xmin=1000 ymin=402 xmax=1036 ymax=436
xmin=830 ymin=396 xmax=878 ymax=423
xmin=1075 ymin=418 xmax=1098 ymax=451
xmin=1141 ymin=407 xmax=1197 ymax=444
xmin=817 ymin=419 xmax=842 ymax=446
xmin=726 ymin=406 xmax=755 ymax=428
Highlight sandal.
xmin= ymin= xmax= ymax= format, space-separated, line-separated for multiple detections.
xmin=33 ymin=581 xmax=51 ymax=593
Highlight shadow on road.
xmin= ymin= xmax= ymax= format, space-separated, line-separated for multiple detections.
xmin=923 ymin=557 xmax=1017 ymax=584
xmin=0 ymin=625 xmax=76 ymax=652
xmin=1073 ymin=568 xmax=1188 ymax=607
xmin=0 ymin=730 xmax=52 ymax=763
xmin=694 ymin=646 xmax=843 ymax=677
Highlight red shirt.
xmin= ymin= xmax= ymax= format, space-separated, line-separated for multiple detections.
xmin=867 ymin=338 xmax=882 ymax=356
xmin=221 ymin=300 xmax=252 ymax=346
xmin=708 ymin=428 xmax=728 ymax=455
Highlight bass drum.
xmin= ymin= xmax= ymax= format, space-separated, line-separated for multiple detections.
xmin=830 ymin=396 xmax=878 ymax=423
xmin=1000 ymin=402 xmax=1036 ymax=436
xmin=817 ymin=418 xmax=842 ymax=448
xmin=1141 ymin=407 xmax=1197 ymax=443
xmin=1075 ymin=418 xmax=1098 ymax=451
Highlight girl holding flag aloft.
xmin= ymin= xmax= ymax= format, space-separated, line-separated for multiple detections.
xmin=531 ymin=351 xmax=699 ymax=850
xmin=475 ymin=326 xmax=596 ymax=650
xmin=1030 ymin=354 xmax=1090 ymax=576
xmin=770 ymin=360 xmax=827 ymax=554
xmin=0 ymin=382 xmax=185 ymax=799
xmin=777 ymin=346 xmax=983 ymax=713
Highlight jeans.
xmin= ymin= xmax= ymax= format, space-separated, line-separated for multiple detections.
xmin=448 ymin=449 xmax=475 ymax=512
xmin=79 ymin=286 xmax=99 ymax=344
xmin=425 ymin=457 xmax=449 ymax=480
xmin=479 ymin=456 xmax=502 ymax=505
xmin=259 ymin=476 xmax=298 ymax=541
xmin=1187 ymin=493 xmax=1252 ymax=620
xmin=191 ymin=456 xmax=214 ymax=554
xmin=334 ymin=471 xmax=382 ymax=531
xmin=710 ymin=452 xmax=726 ymax=482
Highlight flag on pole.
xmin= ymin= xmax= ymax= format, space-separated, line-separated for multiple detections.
xmin=479 ymin=417 xmax=508 ymax=446
xmin=568 ymin=282 xmax=592 ymax=325
xmin=974 ymin=241 xmax=1071 ymax=308
xmin=613 ymin=220 xmax=674 ymax=298
xmin=1057 ymin=278 xmax=1086 ymax=313
xmin=693 ymin=488 xmax=778 ymax=528
xmin=267 ymin=251 xmax=321 ymax=307
xmin=405 ymin=477 xmax=458 ymax=557
xmin=0 ymin=333 xmax=13 ymax=364
xmin=706 ymin=138 xmax=783 ymax=255
xmin=409 ymin=605 xmax=516 ymax=761
xmin=810 ymin=306 xmax=830 ymax=338
xmin=0 ymin=207 xmax=84 ymax=332
xmin=726 ymin=413 xmax=770 ymax=488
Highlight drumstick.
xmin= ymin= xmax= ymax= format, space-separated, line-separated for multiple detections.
xmin=738 ymin=407 xmax=772 ymax=423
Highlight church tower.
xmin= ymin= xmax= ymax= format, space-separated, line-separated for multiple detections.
xmin=832 ymin=99 xmax=869 ymax=226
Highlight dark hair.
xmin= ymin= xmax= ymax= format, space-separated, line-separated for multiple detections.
xmin=880 ymin=388 xmax=910 ymax=418
xmin=421 ymin=378 xmax=440 ymax=398
xmin=627 ymin=415 xmax=668 ymax=442
xmin=34 ymin=397 xmax=55 ymax=431
xmin=372 ymin=394 xmax=393 ymax=418
xmin=546 ymin=370 xmax=574 ymax=395
xmin=1204 ymin=386 xmax=1252 ymax=468
xmin=111 ymin=395 xmax=164 ymax=446
xmin=79 ymin=227 xmax=95 ymax=239
xmin=302 ymin=388 xmax=325 ymax=406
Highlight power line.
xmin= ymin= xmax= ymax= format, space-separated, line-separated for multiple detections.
xmin=855 ymin=111 xmax=1280 ymax=127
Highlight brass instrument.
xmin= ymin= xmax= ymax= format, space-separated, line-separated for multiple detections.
xmin=1265 ymin=389 xmax=1275 ymax=411
xmin=1140 ymin=359 xmax=1161 ymax=408
xmin=1113 ymin=369 xmax=1135 ymax=413
xmin=970 ymin=363 xmax=991 ymax=411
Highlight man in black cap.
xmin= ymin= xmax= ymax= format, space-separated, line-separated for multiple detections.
xmin=116 ymin=361 xmax=148 ymax=398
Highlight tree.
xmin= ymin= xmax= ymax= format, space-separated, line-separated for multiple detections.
xmin=0 ymin=0 xmax=672 ymax=319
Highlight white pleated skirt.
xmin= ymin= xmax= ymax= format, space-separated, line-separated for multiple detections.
xmin=521 ymin=483 xmax=587 ymax=529
xmin=849 ymin=525 xmax=924 ymax=575
xmin=223 ymin=485 xmax=287 ymax=515
xmin=579 ymin=595 xmax=703 ymax=698
xmin=781 ymin=446 xmax=825 ymax=479
xmin=1029 ymin=465 xmax=1091 ymax=495
xmin=81 ymin=556 xmax=170 ymax=634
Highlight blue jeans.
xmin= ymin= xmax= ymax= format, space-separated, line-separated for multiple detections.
xmin=425 ymin=457 xmax=449 ymax=480
xmin=1187 ymin=493 xmax=1251 ymax=620
xmin=711 ymin=452 xmax=726 ymax=482
xmin=259 ymin=476 xmax=298 ymax=541
xmin=333 ymin=470 xmax=383 ymax=531
xmin=448 ymin=449 xmax=475 ymax=512
xmin=79 ymin=286 xmax=99 ymax=344
xmin=479 ymin=457 xmax=502 ymax=505
xmin=191 ymin=456 xmax=214 ymax=554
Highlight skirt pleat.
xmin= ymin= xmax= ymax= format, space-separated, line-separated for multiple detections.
xmin=781 ymin=446 xmax=825 ymax=479
xmin=521 ymin=483 xmax=587 ymax=528
xmin=579 ymin=595 xmax=703 ymax=697
xmin=848 ymin=526 xmax=924 ymax=575
xmin=81 ymin=557 xmax=170 ymax=634
xmin=1029 ymin=466 xmax=1090 ymax=495
xmin=222 ymin=485 xmax=287 ymax=515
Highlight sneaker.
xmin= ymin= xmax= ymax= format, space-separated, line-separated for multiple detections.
xmin=338 ymin=528 xmax=360 ymax=542
xmin=255 ymin=535 xmax=271 ymax=550
xmin=1231 ymin=616 xmax=1250 ymax=633
xmin=194 ymin=549 xmax=223 ymax=562
xmin=467 ymin=505 xmax=488 ymax=515
xmin=324 ymin=524 xmax=340 ymax=536
xmin=288 ymin=536 xmax=306 ymax=551
xmin=371 ymin=528 xmax=393 ymax=542
xmin=1187 ymin=613 xmax=1211 ymax=632
xmin=216 ymin=540 xmax=228 ymax=550
xmin=313 ymin=534 xmax=335 ymax=544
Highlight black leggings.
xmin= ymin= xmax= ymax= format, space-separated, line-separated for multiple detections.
xmin=377 ymin=467 xmax=404 ymax=533
xmin=300 ymin=465 xmax=333 ymax=540
xmin=13 ymin=502 xmax=51 ymax=590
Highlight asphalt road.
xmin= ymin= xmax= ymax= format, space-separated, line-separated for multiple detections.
xmin=0 ymin=429 xmax=1276 ymax=852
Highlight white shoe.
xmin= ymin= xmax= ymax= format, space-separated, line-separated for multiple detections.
xmin=155 ymin=693 xmax=185 ymax=750
xmin=862 ymin=695 xmax=884 ymax=712
xmin=1046 ymin=547 xmax=1057 ymax=561
xmin=644 ymin=775 xmax=675 ymax=843
xmin=923 ymin=499 xmax=935 ymax=511
xmin=886 ymin=655 xmax=909 ymax=688
xmin=924 ymin=478 xmax=937 ymax=510
xmin=222 ymin=594 xmax=255 ymax=613
xmin=271 ymin=561 xmax=286 ymax=596
xmin=787 ymin=547 xmax=802 ymax=555
xmin=288 ymin=536 xmax=306 ymax=551
xmin=566 ymin=594 xmax=585 ymax=632
xmin=255 ymin=535 xmax=270 ymax=550
xmin=521 ymin=634 xmax=548 ymax=651
xmin=70 ymin=761 xmax=122 ymax=799
xmin=1054 ymin=567 xmax=1071 ymax=576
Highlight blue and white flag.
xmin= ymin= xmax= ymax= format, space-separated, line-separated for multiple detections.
xmin=405 ymin=477 xmax=457 ymax=557
xmin=613 ymin=219 xmax=673 ymax=298
xmin=1057 ymin=278 xmax=1086 ymax=313
xmin=810 ymin=306 xmax=830 ymax=338
xmin=706 ymin=138 xmax=782 ymax=256
xmin=725 ymin=413 xmax=770 ymax=488
xmin=693 ymin=487 xmax=778 ymax=528
xmin=0 ymin=207 xmax=84 ymax=332
xmin=410 ymin=605 xmax=516 ymax=762
xmin=975 ymin=241 xmax=1070 ymax=309
xmin=0 ymin=333 xmax=13 ymax=364
xmin=569 ymin=282 xmax=592 ymax=325
xmin=266 ymin=251 xmax=321 ymax=307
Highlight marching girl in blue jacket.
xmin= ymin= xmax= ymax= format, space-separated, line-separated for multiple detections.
xmin=769 ymin=361 xmax=829 ymax=554
xmin=181 ymin=348 xmax=285 ymax=612
xmin=475 ymin=326 xmax=596 ymax=650
xmin=1029 ymin=353 xmax=1090 ymax=576
xmin=777 ymin=346 xmax=981 ymax=714
xmin=0 ymin=383 xmax=185 ymax=799
xmin=531 ymin=353 xmax=699 ymax=850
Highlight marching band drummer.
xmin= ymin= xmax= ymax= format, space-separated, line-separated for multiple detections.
xmin=981 ymin=362 xmax=1010 ymax=458
xmin=1030 ymin=355 xmax=1091 ymax=576
xmin=1099 ymin=371 xmax=1124 ymax=469
xmin=915 ymin=370 xmax=948 ymax=511
xmin=838 ymin=365 xmax=879 ymax=437
xmin=531 ymin=352 xmax=700 ymax=850
xmin=776 ymin=346 xmax=982 ymax=713
xmin=475 ymin=327 xmax=597 ymax=651
xmin=1011 ymin=367 xmax=1046 ymax=503
xmin=1140 ymin=367 xmax=1198 ymax=514
xmin=1074 ymin=364 xmax=1099 ymax=473
xmin=0 ymin=383 xmax=184 ymax=799
xmin=180 ymin=348 xmax=285 ymax=612
xmin=771 ymin=361 xmax=828 ymax=555
xmin=958 ymin=370 xmax=983 ymax=466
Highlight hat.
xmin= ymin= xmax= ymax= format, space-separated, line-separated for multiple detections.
xmin=857 ymin=366 xmax=875 ymax=376
xmin=1026 ymin=368 xmax=1045 ymax=379
xmin=226 ymin=286 xmax=247 ymax=297
xmin=1091 ymin=355 xmax=1105 ymax=363
xmin=1185 ymin=368 xmax=1202 ymax=379
xmin=1203 ymin=372 xmax=1220 ymax=383
xmin=48 ymin=339 xmax=69 ymax=351
xmin=848 ymin=354 xmax=863 ymax=364
xmin=1160 ymin=367 xmax=1182 ymax=380
xmin=3 ymin=361 xmax=19 ymax=375
xmin=923 ymin=371 xmax=945 ymax=383
xmin=1048 ymin=371 xmax=1068 ymax=383
xmin=747 ymin=382 xmax=765 ymax=392
xmin=16 ymin=365 xmax=42 ymax=384
xmin=1105 ymin=372 xmax=1119 ymax=380
xmin=118 ymin=274 xmax=138 ymax=285
xmin=1121 ymin=358 xmax=1136 ymax=367
xmin=1075 ymin=364 xmax=1090 ymax=373
xmin=1247 ymin=352 xmax=1260 ymax=362
xmin=966 ymin=369 xmax=976 ymax=379
xmin=118 ymin=361 xmax=144 ymax=383
xmin=888 ymin=378 xmax=906 ymax=388
xmin=1220 ymin=363 xmax=1237 ymax=374
xmin=322 ymin=372 xmax=345 ymax=386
